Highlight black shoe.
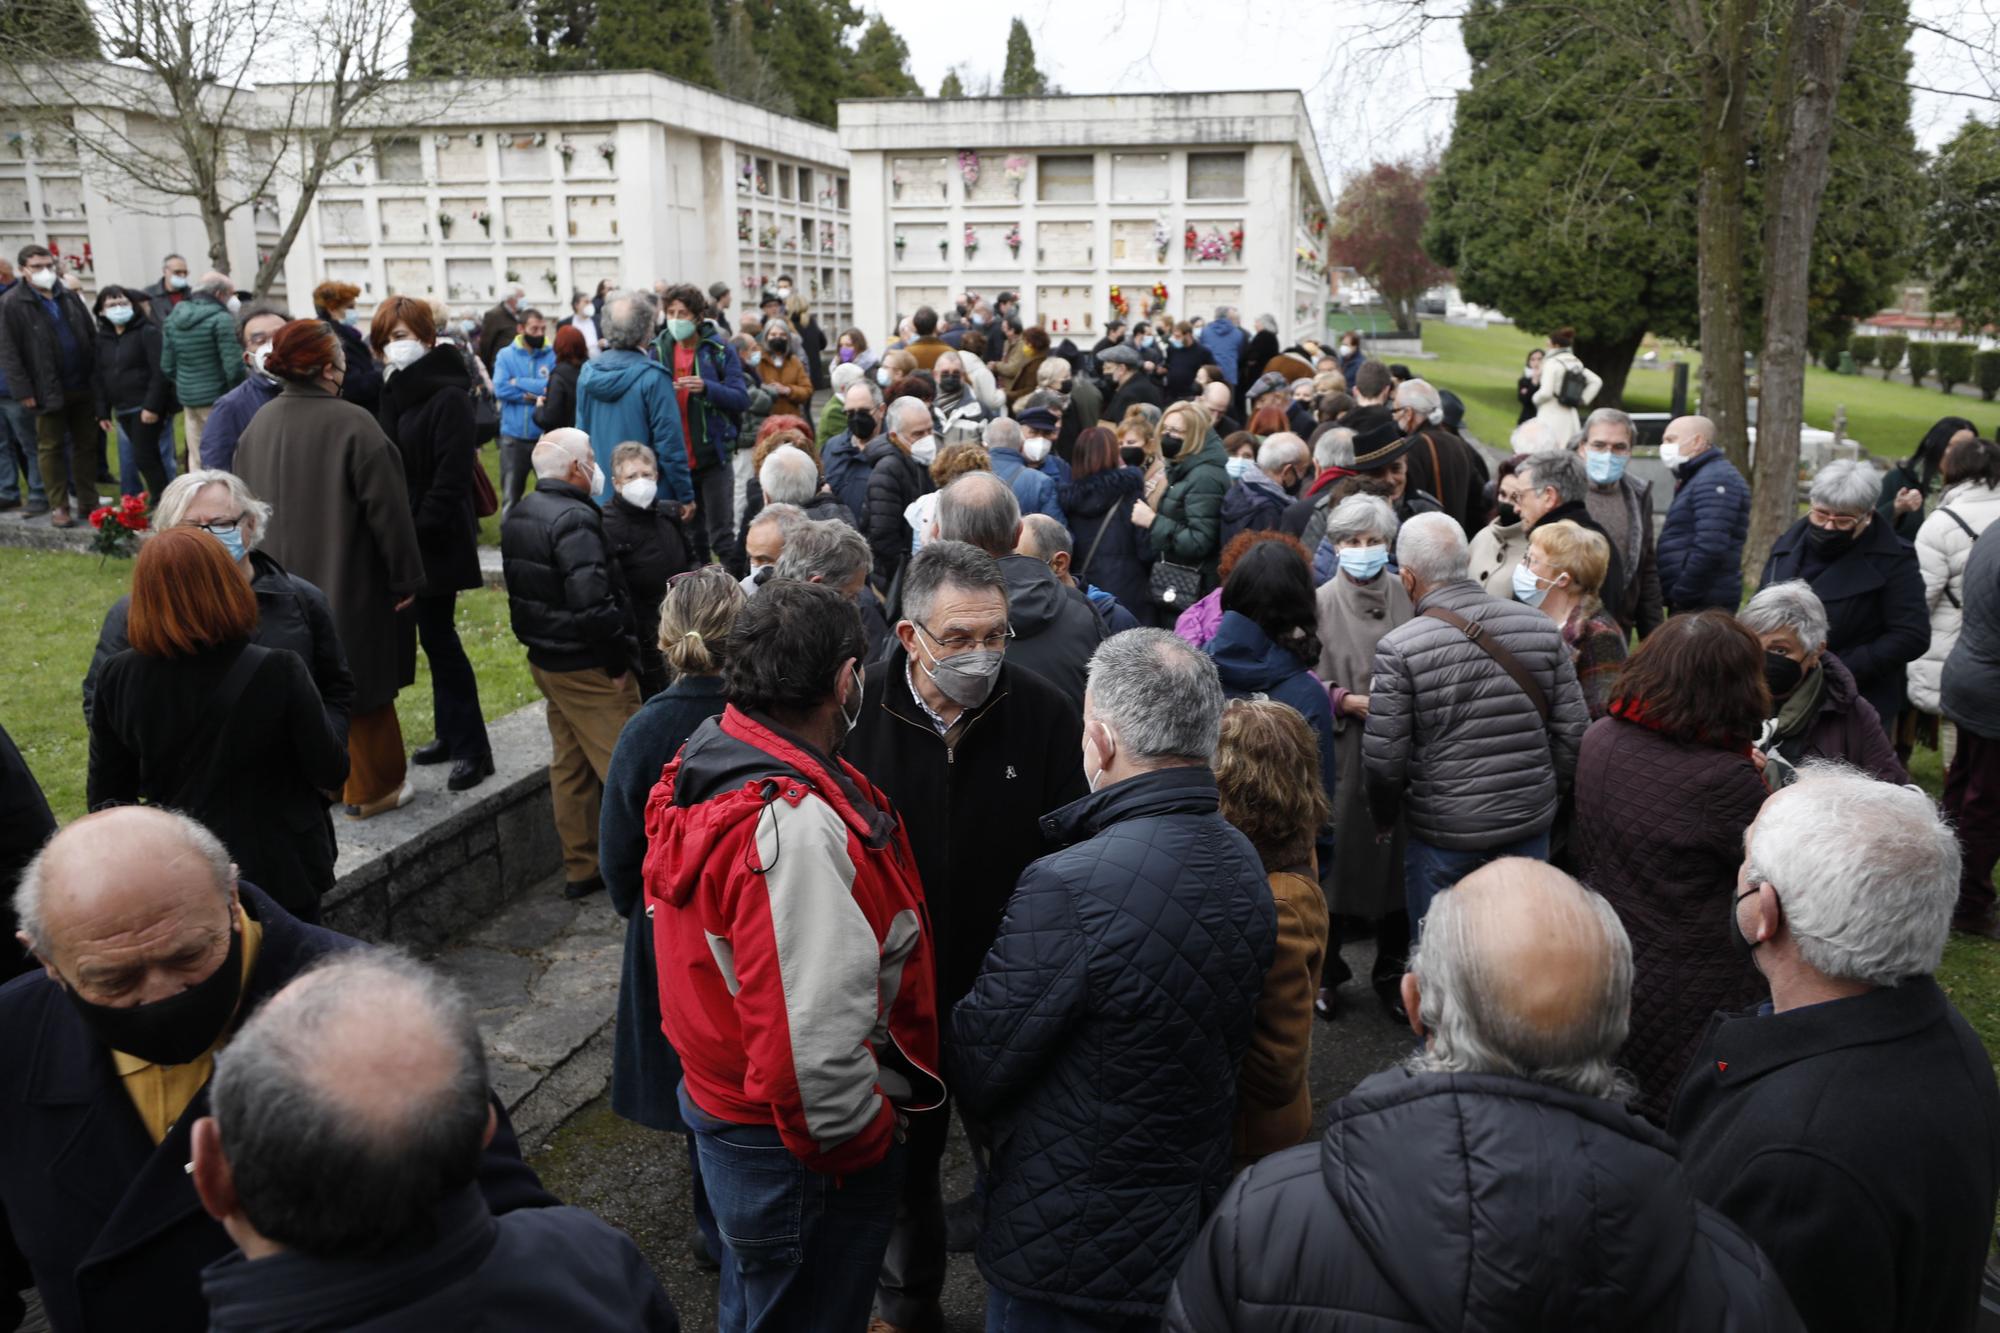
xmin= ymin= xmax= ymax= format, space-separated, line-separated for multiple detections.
xmin=1314 ymin=987 xmax=1344 ymax=1024
xmin=690 ymin=1227 xmax=720 ymax=1271
xmin=563 ymin=876 xmax=604 ymax=900
xmin=944 ymin=1192 xmax=980 ymax=1253
xmin=1375 ymin=982 xmax=1409 ymax=1026
xmin=446 ymin=754 xmax=495 ymax=791
xmin=412 ymin=738 xmax=451 ymax=765
xmin=0 ymin=498 xmax=16 ymax=512
xmin=22 ymin=500 xmax=48 ymax=516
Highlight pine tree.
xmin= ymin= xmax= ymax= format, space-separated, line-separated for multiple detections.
xmin=1000 ymin=17 xmax=1046 ymax=95
xmin=847 ymin=14 xmax=918 ymax=98
xmin=590 ymin=0 xmax=716 ymax=85
xmin=409 ymin=0 xmax=540 ymax=76
xmin=939 ymin=67 xmax=964 ymax=98
xmin=745 ymin=0 xmax=857 ymax=126
xmin=709 ymin=0 xmax=795 ymax=116
xmin=0 ymin=0 xmax=99 ymax=58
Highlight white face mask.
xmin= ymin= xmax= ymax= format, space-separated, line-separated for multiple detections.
xmin=909 ymin=434 xmax=937 ymax=466
xmin=619 ymin=477 xmax=657 ymax=509
xmin=26 ymin=268 xmax=56 ymax=291
xmin=249 ymin=344 xmax=275 ymax=376
xmin=876 ymin=367 xmax=893 ymax=387
xmin=383 ymin=338 xmax=426 ymax=371
xmin=1024 ymin=437 xmax=1051 ymax=464
xmin=225 ymin=295 xmax=242 ymax=313
xmin=1659 ymin=441 xmax=1683 ymax=469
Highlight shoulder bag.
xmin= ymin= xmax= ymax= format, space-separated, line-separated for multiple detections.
xmin=1421 ymin=605 xmax=1550 ymax=721
xmin=1939 ymin=507 xmax=1977 ymax=609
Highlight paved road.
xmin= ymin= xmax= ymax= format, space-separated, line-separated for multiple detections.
xmin=528 ymin=935 xmax=1416 ymax=1331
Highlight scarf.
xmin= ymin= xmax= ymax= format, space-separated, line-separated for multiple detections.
xmin=1307 ymin=465 xmax=1359 ymax=499
xmin=1765 ymin=664 xmax=1828 ymax=749
xmin=1607 ymin=696 xmax=1754 ymax=757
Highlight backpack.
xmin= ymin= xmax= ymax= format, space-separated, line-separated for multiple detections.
xmin=1556 ymin=356 xmax=1589 ymax=409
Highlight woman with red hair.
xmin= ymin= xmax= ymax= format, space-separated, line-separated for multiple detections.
xmin=233 ymin=318 xmax=427 ymax=820
xmin=533 ymin=324 xmax=589 ymax=433
xmin=87 ymin=528 xmax=350 ymax=920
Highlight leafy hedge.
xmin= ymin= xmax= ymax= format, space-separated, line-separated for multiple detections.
xmin=1936 ymin=342 xmax=1975 ymax=394
xmin=1879 ymin=335 xmax=1910 ymax=377
xmin=1848 ymin=335 xmax=1878 ymax=370
xmin=1908 ymin=340 xmax=1936 ymax=386
xmin=1975 ymin=350 xmax=2000 ymax=402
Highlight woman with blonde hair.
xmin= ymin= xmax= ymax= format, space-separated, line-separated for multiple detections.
xmin=1214 ymin=698 xmax=1330 ymax=1166
xmin=598 ymin=566 xmax=744 ymax=1261
xmin=1520 ymin=519 xmax=1627 ymax=719
xmin=1132 ymin=398 xmax=1229 ymax=604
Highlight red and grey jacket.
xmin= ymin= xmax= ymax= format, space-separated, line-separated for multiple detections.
xmin=642 ymin=704 xmax=942 ymax=1175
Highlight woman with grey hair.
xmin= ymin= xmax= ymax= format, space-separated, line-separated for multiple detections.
xmin=82 ymin=468 xmax=354 ymax=737
xmin=1312 ymin=493 xmax=1412 ymax=1019
xmin=1741 ymin=579 xmax=1905 ymax=785
xmin=1761 ymin=457 xmax=1929 ymax=733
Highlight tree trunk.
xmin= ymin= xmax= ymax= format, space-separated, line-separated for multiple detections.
xmin=1690 ymin=0 xmax=1757 ymax=473
xmin=254 ymin=145 xmax=332 ymax=298
xmin=200 ymin=197 xmax=232 ymax=276
xmin=1575 ymin=328 xmax=1647 ymax=410
xmin=1742 ymin=0 xmax=1869 ymax=588
xmin=1385 ymin=291 xmax=1417 ymax=333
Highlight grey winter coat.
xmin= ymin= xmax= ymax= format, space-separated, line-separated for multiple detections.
xmin=1362 ymin=578 xmax=1589 ymax=850
xmin=1943 ymin=520 xmax=2000 ymax=739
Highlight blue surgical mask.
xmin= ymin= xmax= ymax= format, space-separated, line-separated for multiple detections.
xmin=1224 ymin=456 xmax=1256 ymax=481
xmin=1512 ymin=560 xmax=1552 ymax=607
xmin=1338 ymin=543 xmax=1389 ymax=581
xmin=1585 ymin=450 xmax=1628 ymax=485
xmin=209 ymin=524 xmax=247 ymax=563
xmin=104 ymin=304 xmax=133 ymax=326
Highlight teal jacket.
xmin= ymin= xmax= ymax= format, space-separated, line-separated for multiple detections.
xmin=159 ymin=294 xmax=243 ymax=407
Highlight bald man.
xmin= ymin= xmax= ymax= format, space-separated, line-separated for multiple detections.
xmin=1656 ymin=413 xmax=1751 ymax=614
xmin=1167 ymin=860 xmax=1805 ymax=1331
xmin=0 ymin=806 xmax=553 ymax=1333
xmin=193 ymin=952 xmax=677 ymax=1330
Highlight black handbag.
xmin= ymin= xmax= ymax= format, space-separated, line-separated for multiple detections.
xmin=1149 ymin=559 xmax=1203 ymax=609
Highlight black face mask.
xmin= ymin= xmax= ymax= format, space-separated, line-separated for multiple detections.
xmin=1805 ymin=522 xmax=1858 ymax=560
xmin=64 ymin=924 xmax=244 ymax=1066
xmin=768 ymin=338 xmax=789 ymax=355
xmin=521 ymin=334 xmax=544 ymax=350
xmin=1730 ymin=886 xmax=1768 ymax=962
xmin=847 ymin=410 xmax=876 ymax=440
xmin=1158 ymin=432 xmax=1186 ymax=460
xmin=938 ymin=373 xmax=963 ymax=394
xmin=1496 ymin=501 xmax=1520 ymax=527
xmin=1764 ymin=650 xmax=1806 ymax=700
xmin=1119 ymin=445 xmax=1146 ymax=468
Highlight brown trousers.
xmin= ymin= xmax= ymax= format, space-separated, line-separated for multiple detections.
xmin=344 ymin=704 xmax=408 ymax=807
xmin=532 ymin=663 xmax=641 ymax=883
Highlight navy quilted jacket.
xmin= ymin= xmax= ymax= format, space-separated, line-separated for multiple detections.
xmin=949 ymin=766 xmax=1275 ymax=1317
xmin=1657 ymin=449 xmax=1751 ymax=611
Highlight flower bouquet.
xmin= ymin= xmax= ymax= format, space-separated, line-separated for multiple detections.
xmin=1003 ymin=155 xmax=1028 ymax=196
xmin=1148 ymin=282 xmax=1169 ymax=315
xmin=558 ymin=136 xmax=576 ymax=168
xmin=88 ymin=493 xmax=147 ymax=565
xmin=963 ymin=223 xmax=979 ymax=260
xmin=1184 ymin=225 xmax=1198 ymax=259
xmin=1109 ymin=285 xmax=1129 ymax=319
xmin=1230 ymin=227 xmax=1244 ymax=258
xmin=1195 ymin=230 xmax=1229 ymax=263
xmin=473 ymin=208 xmax=491 ymax=236
xmin=1005 ymin=224 xmax=1022 ymax=258
xmin=597 ymin=138 xmax=616 ymax=169
xmin=958 ymin=149 xmax=980 ymax=188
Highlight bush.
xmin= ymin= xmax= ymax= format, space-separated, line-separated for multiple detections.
xmin=1908 ymin=340 xmax=1936 ymax=386
xmin=1879 ymin=334 xmax=1910 ymax=378
xmin=1936 ymin=341 xmax=1975 ymax=394
xmin=1820 ymin=341 xmax=1844 ymax=373
xmin=1975 ymin=350 xmax=2000 ymax=402
xmin=1848 ymin=335 xmax=1878 ymax=370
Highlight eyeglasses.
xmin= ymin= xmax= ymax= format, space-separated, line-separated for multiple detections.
xmin=190 ymin=513 xmax=247 ymax=536
xmin=1807 ymin=506 xmax=1865 ymax=532
xmin=916 ymin=621 xmax=1013 ymax=653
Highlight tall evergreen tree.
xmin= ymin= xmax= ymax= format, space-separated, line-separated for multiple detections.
xmin=939 ymin=66 xmax=964 ymax=98
xmin=590 ymin=0 xmax=715 ymax=85
xmin=0 ymin=0 xmax=99 ymax=58
xmin=710 ymin=0 xmax=794 ymax=115
xmin=848 ymin=14 xmax=917 ymax=98
xmin=409 ymin=0 xmax=540 ymax=76
xmin=745 ymin=0 xmax=857 ymax=126
xmin=1000 ymin=17 xmax=1046 ymax=95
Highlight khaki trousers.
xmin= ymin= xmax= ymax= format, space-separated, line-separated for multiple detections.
xmin=182 ymin=403 xmax=213 ymax=464
xmin=532 ymin=662 xmax=640 ymax=883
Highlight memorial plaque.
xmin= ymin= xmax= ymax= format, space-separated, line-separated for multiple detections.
xmin=40 ymin=177 xmax=83 ymax=220
xmin=436 ymin=134 xmax=485 ymax=182
xmin=376 ymin=138 xmax=423 ymax=183
xmin=1111 ymin=153 xmax=1170 ymax=203
xmin=1037 ymin=154 xmax=1093 ymax=203
xmin=318 ymin=199 xmax=368 ymax=246
xmin=567 ymin=193 xmax=617 ymax=240
xmin=965 ymin=151 xmax=1026 ymax=204
xmin=836 ymin=222 xmax=850 ymax=256
xmin=895 ymin=287 xmax=948 ymax=323
xmin=508 ymin=255 xmax=559 ymax=301
xmin=0 ymin=179 xmax=28 ymax=219
xmin=445 ymin=258 xmax=493 ymax=303
xmin=1185 ymin=218 xmax=1244 ymax=266
xmin=1034 ymin=285 xmax=1094 ymax=338
xmin=1036 ymin=220 xmax=1092 ymax=268
xmin=894 ymin=222 xmax=949 ymax=268
xmin=1110 ymin=218 xmax=1164 ymax=267
xmin=497 ymin=134 xmax=547 ymax=180
xmin=438 ymin=197 xmax=487 ymax=241
xmin=33 ymin=118 xmax=76 ymax=164
xmin=890 ymin=155 xmax=950 ymax=203
xmin=324 ymin=258 xmax=370 ymax=294
xmin=502 ymin=196 xmax=554 ymax=242
xmin=964 ymin=219 xmax=1020 ymax=269
xmin=380 ymin=197 xmax=428 ymax=242
xmin=572 ymin=255 xmax=621 ymax=299
xmin=385 ymin=258 xmax=433 ymax=297
xmin=1187 ymin=151 xmax=1246 ymax=200
xmin=1184 ymin=284 xmax=1243 ymax=315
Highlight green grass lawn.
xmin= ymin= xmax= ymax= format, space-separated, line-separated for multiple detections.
xmin=0 ymin=546 xmax=534 ymax=822
xmin=1416 ymin=321 xmax=1996 ymax=463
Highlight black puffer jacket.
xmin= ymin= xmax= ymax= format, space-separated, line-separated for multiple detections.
xmin=1061 ymin=466 xmax=1153 ymax=617
xmin=377 ymin=346 xmax=482 ymax=596
xmin=949 ymin=767 xmax=1274 ymax=1317
xmin=863 ymin=434 xmax=931 ymax=584
xmin=997 ymin=553 xmax=1105 ymax=703
xmin=1166 ymin=1069 xmax=1805 ymax=1332
xmin=499 ymin=480 xmax=637 ymax=677
xmin=92 ymin=316 xmax=172 ymax=418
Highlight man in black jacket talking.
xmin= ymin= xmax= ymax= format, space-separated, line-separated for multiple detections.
xmin=500 ymin=427 xmax=639 ymax=899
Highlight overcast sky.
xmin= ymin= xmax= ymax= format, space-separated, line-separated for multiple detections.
xmin=869 ymin=0 xmax=2000 ymax=185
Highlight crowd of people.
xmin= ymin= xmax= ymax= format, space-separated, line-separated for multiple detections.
xmin=1 ymin=254 xmax=2000 ymax=1333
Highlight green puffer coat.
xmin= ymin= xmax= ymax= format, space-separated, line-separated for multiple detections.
xmin=160 ymin=294 xmax=244 ymax=407
xmin=1150 ymin=427 xmax=1230 ymax=584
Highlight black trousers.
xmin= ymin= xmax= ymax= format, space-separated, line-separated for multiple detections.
xmin=415 ymin=592 xmax=490 ymax=760
xmin=876 ymin=1093 xmax=954 ymax=1332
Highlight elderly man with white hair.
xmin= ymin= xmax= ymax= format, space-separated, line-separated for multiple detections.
xmin=575 ymin=290 xmax=691 ymax=512
xmin=1741 ymin=579 xmax=1906 ymax=784
xmin=1364 ymin=511 xmax=1590 ymax=931
xmin=1169 ymin=858 xmax=1806 ymax=1330
xmin=499 ymin=427 xmax=640 ymax=900
xmin=1672 ymin=764 xmax=2000 ymax=1333
xmin=1392 ymin=376 xmax=1489 ymax=535
xmin=1761 ymin=456 xmax=1929 ymax=733
xmin=1220 ymin=430 xmax=1310 ymax=544
xmin=0 ymin=806 xmax=555 ymax=1333
xmin=771 ymin=511 xmax=888 ymax=657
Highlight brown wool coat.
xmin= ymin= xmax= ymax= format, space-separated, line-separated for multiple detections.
xmin=233 ymin=381 xmax=427 ymax=713
xmin=1234 ymin=868 xmax=1329 ymax=1166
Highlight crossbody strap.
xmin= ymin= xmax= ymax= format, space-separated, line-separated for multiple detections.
xmin=1076 ymin=506 xmax=1117 ymax=583
xmin=1421 ymin=606 xmax=1551 ymax=722
xmin=1940 ymin=508 xmax=1977 ymax=609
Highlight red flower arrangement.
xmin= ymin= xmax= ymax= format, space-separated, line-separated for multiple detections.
xmin=1108 ymin=285 xmax=1129 ymax=318
xmin=88 ymin=492 xmax=149 ymax=564
xmin=1183 ymin=225 xmax=1198 ymax=258
xmin=1230 ymin=227 xmax=1244 ymax=257
xmin=1148 ymin=281 xmax=1169 ymax=314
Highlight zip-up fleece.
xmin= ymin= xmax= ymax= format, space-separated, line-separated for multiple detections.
xmin=643 ymin=705 xmax=942 ymax=1175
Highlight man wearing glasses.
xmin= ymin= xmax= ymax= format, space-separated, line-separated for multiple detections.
xmin=1656 ymin=413 xmax=1752 ymax=616
xmin=840 ymin=539 xmax=1086 ymax=1333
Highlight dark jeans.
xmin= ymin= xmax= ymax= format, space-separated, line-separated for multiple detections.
xmin=115 ymin=409 xmax=176 ymax=499
xmin=414 ymin=593 xmax=490 ymax=760
xmin=1945 ymin=725 xmax=2000 ymax=923
xmin=693 ymin=1114 xmax=906 ymax=1333
xmin=875 ymin=1098 xmax=957 ymax=1331
xmin=498 ymin=434 xmax=535 ymax=512
xmin=692 ymin=457 xmax=735 ymax=570
xmin=986 ymin=1288 xmax=1159 ymax=1333
xmin=0 ymin=397 xmax=43 ymax=505
xmin=1406 ymin=828 xmax=1551 ymax=934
